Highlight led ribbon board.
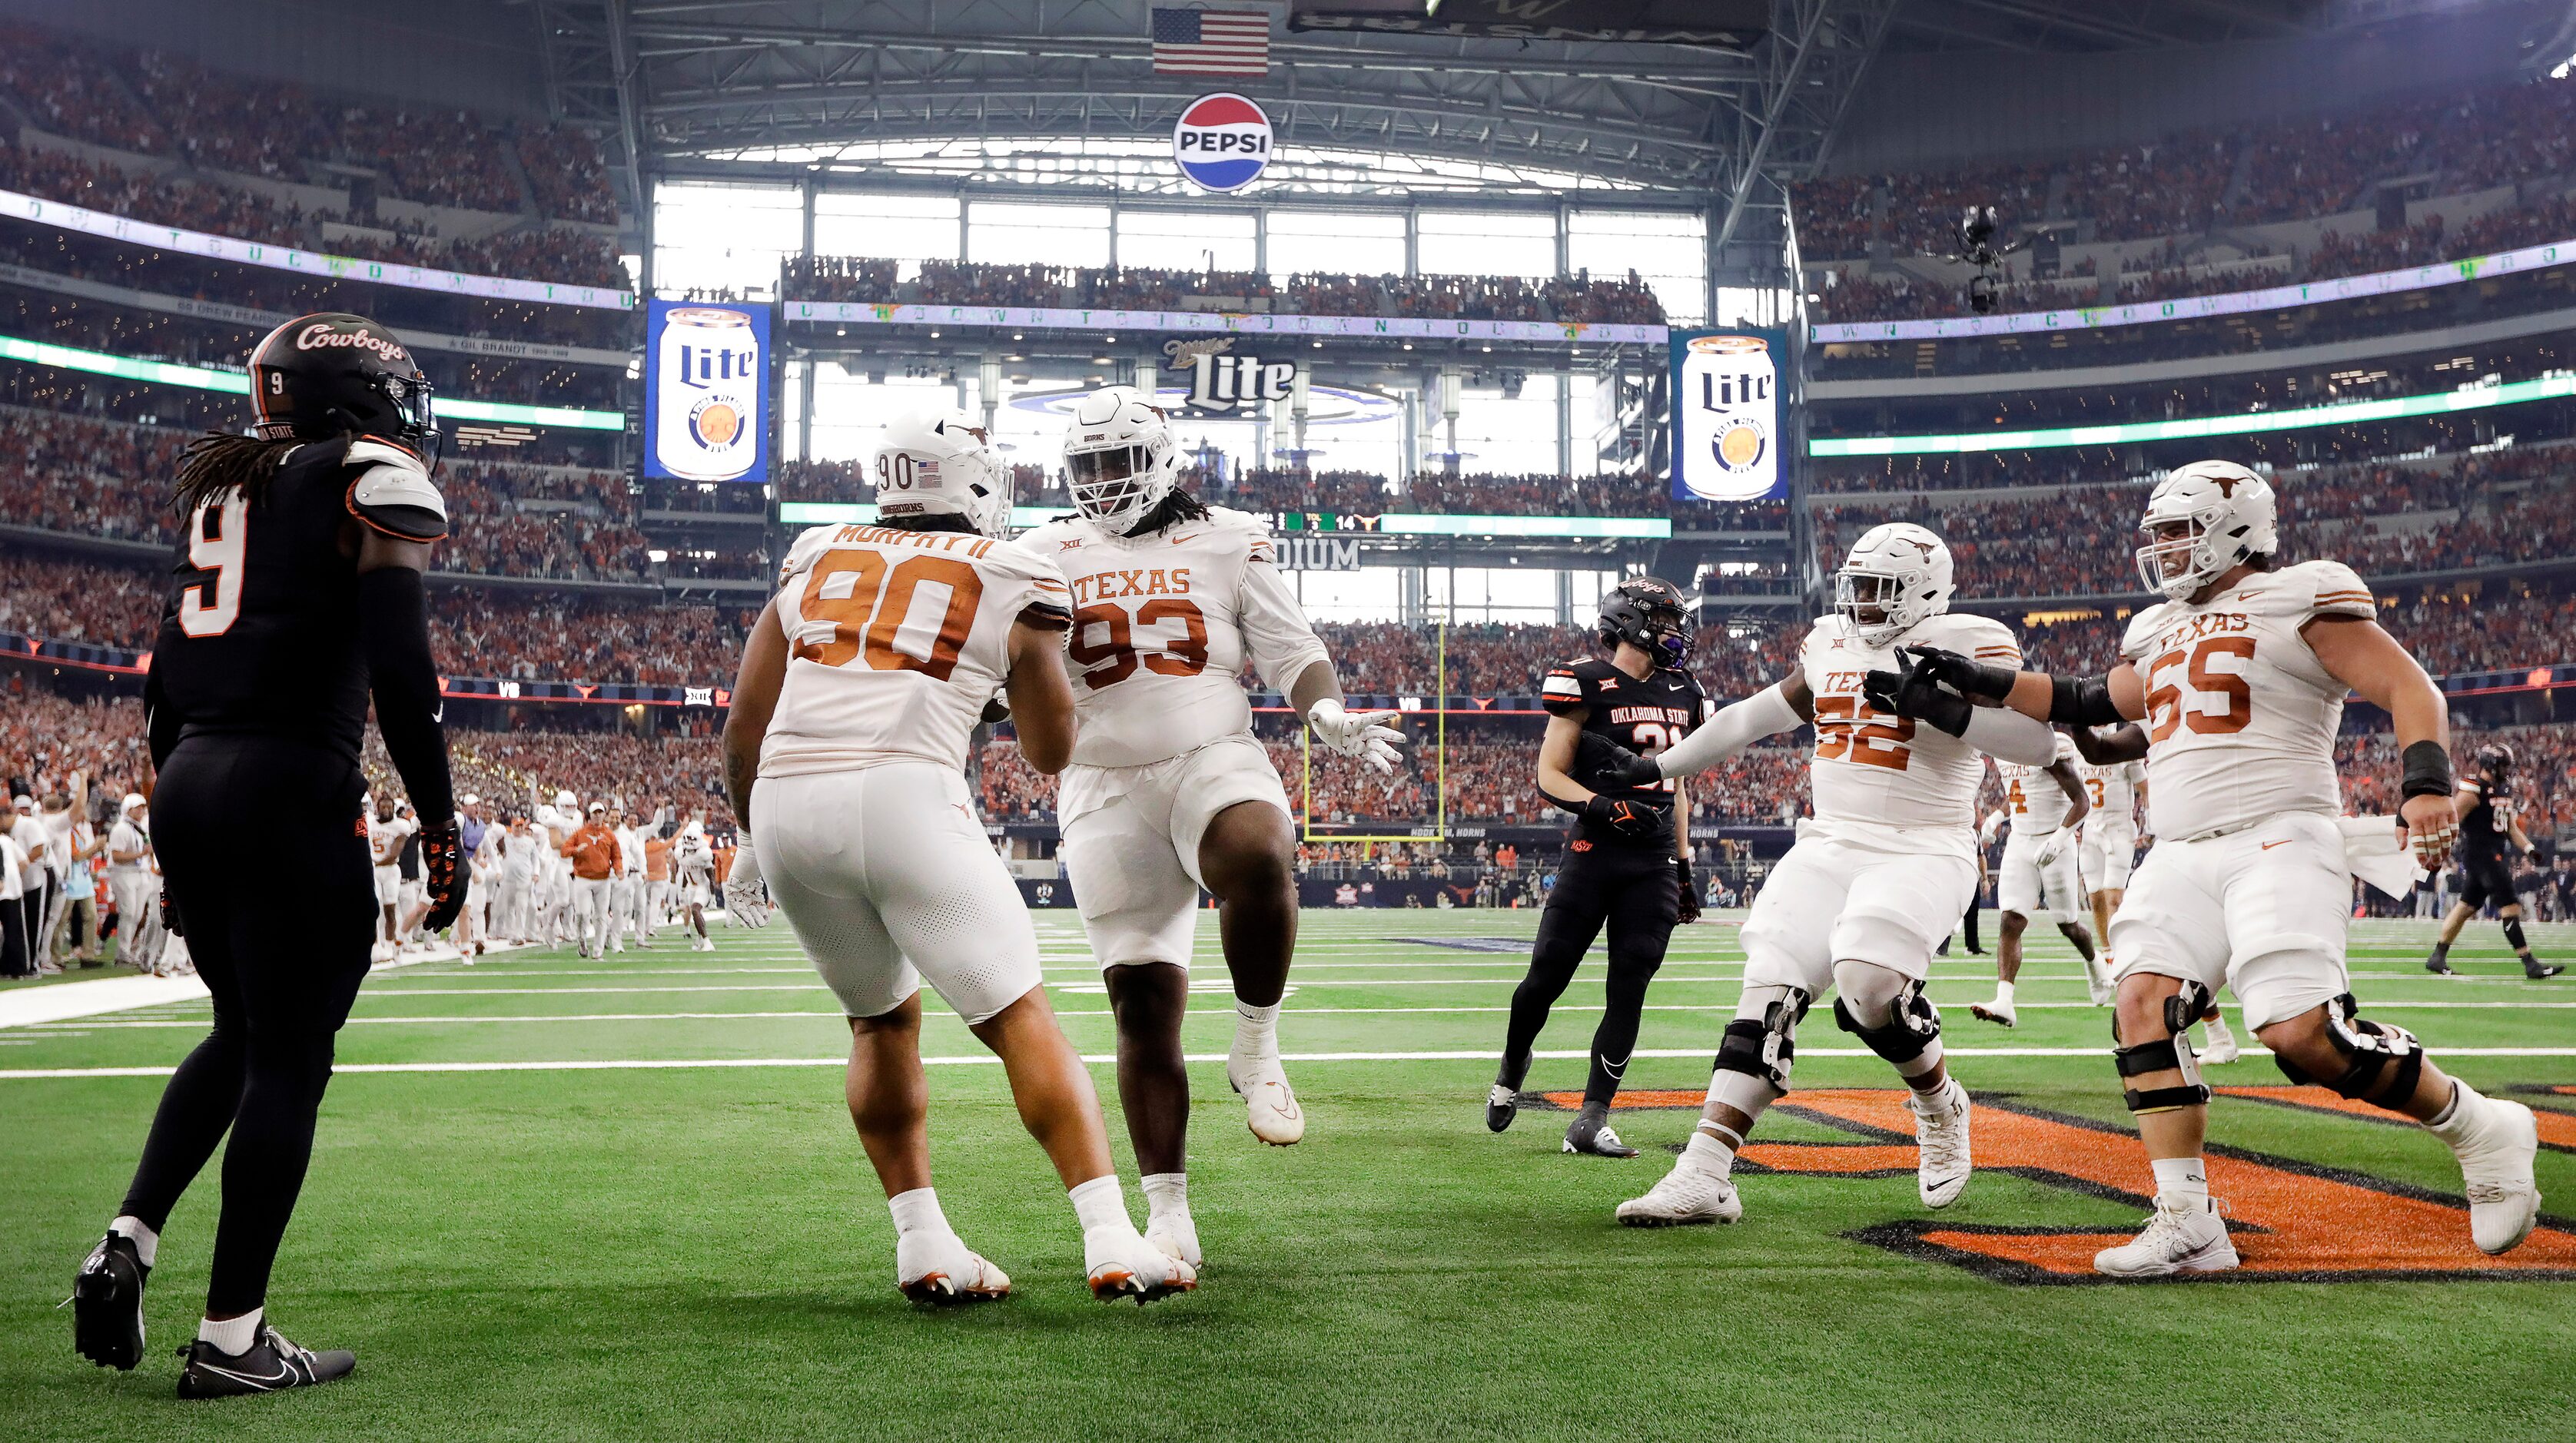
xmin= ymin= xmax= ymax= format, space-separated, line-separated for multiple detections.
xmin=783 ymin=300 xmax=1665 ymax=346
xmin=0 ymin=187 xmax=636 ymax=311
xmin=0 ymin=333 xmax=626 ymax=430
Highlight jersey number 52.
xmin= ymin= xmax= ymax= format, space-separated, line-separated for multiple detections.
xmin=1814 ymin=694 xmax=1914 ymax=771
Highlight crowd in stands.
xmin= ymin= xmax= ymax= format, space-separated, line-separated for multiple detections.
xmin=792 ymin=257 xmax=1668 ymax=325
xmin=0 ymin=22 xmax=618 ymax=222
xmin=377 ymin=724 xmax=733 ymax=831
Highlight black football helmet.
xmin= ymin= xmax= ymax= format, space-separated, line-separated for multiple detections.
xmin=2478 ymin=743 xmax=2514 ymax=781
xmin=1597 ymin=576 xmax=1695 ymax=668
xmin=247 ymin=313 xmax=441 ymax=469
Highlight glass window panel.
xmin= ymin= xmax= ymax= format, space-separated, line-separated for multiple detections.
xmin=812 ymin=192 xmax=961 ymax=265
xmin=1266 ymin=209 xmax=1406 ymax=281
xmin=1416 ymin=210 xmax=1555 ymax=278
xmin=968 ymin=201 xmax=1110 ymax=267
xmin=652 ymin=180 xmax=803 ymax=300
xmin=1569 ymin=209 xmax=1707 ymax=326
xmin=1117 ymin=209 xmax=1257 ymax=274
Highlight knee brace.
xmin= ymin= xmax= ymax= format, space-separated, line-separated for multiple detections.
xmin=2275 ymin=993 xmax=2425 ymax=1106
xmin=1715 ymin=985 xmax=1809 ymax=1090
xmin=1831 ymin=970 xmax=1939 ymax=1065
xmin=2503 ymin=915 xmax=2529 ymax=950
xmin=2112 ymin=979 xmax=2212 ymax=1114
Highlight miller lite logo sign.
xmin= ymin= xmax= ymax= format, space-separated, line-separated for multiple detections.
xmin=644 ymin=299 xmax=772 ymax=486
xmin=1164 ymin=335 xmax=1293 ymax=410
xmin=1672 ymin=330 xmax=1784 ymax=503
xmin=1172 ymin=93 xmax=1273 ymax=192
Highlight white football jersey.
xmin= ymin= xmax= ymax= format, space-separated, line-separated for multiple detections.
xmin=1994 ymin=731 xmax=2083 ymax=834
xmin=2118 ymin=559 xmax=2375 ymax=841
xmin=1797 ymin=609 xmax=2023 ymax=851
xmin=1024 ymin=505 xmax=1329 ymax=768
xmin=2076 ymin=753 xmax=2146 ymax=834
xmin=762 ymin=523 xmax=1072 ymax=778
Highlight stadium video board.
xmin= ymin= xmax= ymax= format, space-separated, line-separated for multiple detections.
xmin=1669 ymin=326 xmax=1788 ymax=503
xmin=642 ymin=299 xmax=772 ymax=484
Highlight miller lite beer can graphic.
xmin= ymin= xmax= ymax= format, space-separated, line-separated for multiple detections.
xmin=656 ymin=306 xmax=762 ymax=482
xmin=1678 ymin=333 xmax=1779 ymax=502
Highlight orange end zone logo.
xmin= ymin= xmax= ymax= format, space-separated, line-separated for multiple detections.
xmin=1531 ymin=1087 xmax=2576 ymax=1283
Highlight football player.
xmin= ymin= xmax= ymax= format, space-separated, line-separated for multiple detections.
xmin=672 ymin=812 xmax=716 ymax=951
xmin=75 ymin=313 xmax=465 ymax=1395
xmin=1027 ymin=386 xmax=1401 ymax=1269
xmin=1970 ymin=731 xmax=2096 ymax=1029
xmin=722 ymin=409 xmax=1191 ymax=1305
xmin=1600 ymin=522 xmax=2063 ymax=1226
xmin=2427 ymin=743 xmax=2561 ymax=980
xmin=2070 ymin=723 xmax=2238 ymax=1061
xmin=1486 ymin=578 xmax=1706 ymax=1156
xmin=1872 ymin=459 xmax=2544 ymax=1274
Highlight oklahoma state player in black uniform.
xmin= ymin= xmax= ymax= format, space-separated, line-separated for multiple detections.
xmin=2427 ymin=744 xmax=2561 ymax=980
xmin=1488 ymin=578 xmax=1708 ymax=1156
xmin=73 ymin=313 xmax=465 ymax=1398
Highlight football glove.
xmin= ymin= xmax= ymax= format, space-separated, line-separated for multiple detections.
xmin=1307 ymin=698 xmax=1405 ymax=774
xmin=1894 ymin=645 xmax=2020 ymax=702
xmin=723 ymin=834 xmax=772 ymax=930
xmin=418 ymin=818 xmax=467 ymax=932
xmin=158 ymin=887 xmax=182 ymax=938
xmin=1862 ymin=649 xmax=1975 ymax=738
xmin=1582 ymin=794 xmax=1668 ymax=840
xmin=1576 ymin=731 xmax=1665 ymax=790
xmin=2031 ymin=830 xmax=2068 ymax=869
xmin=1675 ymin=855 xmax=1702 ymax=924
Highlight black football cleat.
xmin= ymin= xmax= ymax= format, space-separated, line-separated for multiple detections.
xmin=72 ymin=1232 xmax=149 ymax=1371
xmin=2528 ymin=959 xmax=2564 ymax=980
xmin=2426 ymin=952 xmax=2458 ymax=976
xmin=1562 ymin=1108 xmax=1638 ymax=1158
xmin=1486 ymin=1083 xmax=1519 ymax=1133
xmin=174 ymin=1326 xmax=356 ymax=1400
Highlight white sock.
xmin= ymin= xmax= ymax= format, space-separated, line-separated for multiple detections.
xmin=1681 ymin=1127 xmax=1737 ymax=1179
xmin=1068 ymin=1174 xmax=1132 ymax=1236
xmin=2204 ymin=1013 xmax=2233 ymax=1041
xmin=1991 ymin=980 xmax=2015 ymax=1007
xmin=198 ymin=1309 xmax=262 ymax=1355
xmin=2150 ymin=1156 xmax=2209 ymax=1208
xmin=1233 ymin=1000 xmax=1280 ymax=1060
xmin=2426 ymin=1080 xmax=2481 ymax=1141
xmin=110 ymin=1216 xmax=158 ymax=1269
xmin=1140 ymin=1172 xmax=1189 ymax=1220
xmin=887 ymin=1186 xmax=948 ymax=1239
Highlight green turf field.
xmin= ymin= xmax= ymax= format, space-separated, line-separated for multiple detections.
xmin=4 ymin=910 xmax=2572 ymax=1441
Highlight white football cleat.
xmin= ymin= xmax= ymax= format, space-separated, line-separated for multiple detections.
xmin=1968 ymin=996 xmax=2017 ymax=1029
xmin=1227 ymin=1053 xmax=1305 ymax=1146
xmin=1908 ymin=1077 xmax=1973 ymax=1209
xmin=1084 ymin=1228 xmax=1197 ymax=1305
xmin=2199 ymin=1018 xmax=2241 ymax=1066
xmin=895 ymin=1231 xmax=1011 ymax=1306
xmin=2452 ymin=1097 xmax=2542 ymax=1256
xmin=2094 ymin=1197 xmax=2238 ymax=1278
xmin=1144 ymin=1208 xmax=1203 ymax=1269
xmin=1615 ymin=1166 xmax=1743 ymax=1227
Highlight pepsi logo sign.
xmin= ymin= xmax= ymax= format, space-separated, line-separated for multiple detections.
xmin=1172 ymin=92 xmax=1272 ymax=193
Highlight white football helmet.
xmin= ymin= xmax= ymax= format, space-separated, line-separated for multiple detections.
xmin=1061 ymin=384 xmax=1182 ymax=532
xmin=876 ymin=409 xmax=1011 ymax=539
xmin=1834 ymin=522 xmax=1955 ymax=649
xmin=2135 ymin=460 xmax=2276 ymax=602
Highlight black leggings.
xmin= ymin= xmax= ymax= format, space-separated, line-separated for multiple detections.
xmin=117 ymin=736 xmax=373 ymax=1316
xmin=1499 ymin=846 xmax=1681 ymax=1109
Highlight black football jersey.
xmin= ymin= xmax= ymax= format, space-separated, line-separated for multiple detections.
xmin=1541 ymin=655 xmax=1710 ymax=851
xmin=2458 ymin=778 xmax=2512 ymax=861
xmin=148 ymin=440 xmax=378 ymax=762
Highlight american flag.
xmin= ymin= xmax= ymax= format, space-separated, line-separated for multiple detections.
xmin=1150 ymin=7 xmax=1270 ymax=76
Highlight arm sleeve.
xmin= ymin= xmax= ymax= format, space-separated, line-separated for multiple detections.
xmin=143 ymin=660 xmax=179 ymax=771
xmin=357 ymin=566 xmax=456 ymax=823
xmin=1237 ymin=546 xmax=1332 ymax=693
xmin=1654 ymin=683 xmax=1803 ymax=777
xmin=1962 ymin=705 xmax=2060 ymax=766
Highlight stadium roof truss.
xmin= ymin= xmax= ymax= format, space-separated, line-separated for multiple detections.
xmin=529 ymin=0 xmax=1896 ymax=240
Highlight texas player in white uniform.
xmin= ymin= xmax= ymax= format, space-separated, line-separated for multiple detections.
xmin=1598 ymin=522 xmax=2063 ymax=1227
xmin=720 ymin=409 xmax=1192 ymax=1306
xmin=1028 ymin=385 xmax=1400 ymax=1269
xmin=1883 ymin=460 xmax=2544 ymax=1275
xmin=2070 ymin=723 xmax=2240 ymax=1060
xmin=1970 ymin=732 xmax=2096 ymax=1029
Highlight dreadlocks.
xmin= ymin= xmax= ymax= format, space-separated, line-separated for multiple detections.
xmin=1124 ymin=486 xmax=1211 ymax=537
xmin=171 ymin=430 xmax=307 ymax=519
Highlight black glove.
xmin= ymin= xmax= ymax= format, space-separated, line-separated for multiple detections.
xmin=1575 ymin=730 xmax=1665 ymax=790
xmin=1900 ymin=645 xmax=2019 ymax=702
xmin=1675 ymin=855 xmax=1701 ymax=924
xmin=1582 ymin=793 xmax=1669 ymax=840
xmin=1862 ymin=649 xmax=1976 ymax=738
xmin=419 ymin=818 xmax=468 ymax=932
xmin=159 ymin=887 xmax=182 ymax=938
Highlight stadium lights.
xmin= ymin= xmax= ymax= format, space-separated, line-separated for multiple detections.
xmin=0 ymin=334 xmax=627 ymax=431
xmin=1808 ymin=374 xmax=2576 ymax=456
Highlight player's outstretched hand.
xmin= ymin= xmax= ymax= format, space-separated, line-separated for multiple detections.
xmin=1576 ymin=731 xmax=1664 ymax=790
xmin=1864 ymin=650 xmax=1974 ymax=738
xmin=1582 ymin=794 xmax=1668 ymax=839
xmin=1307 ymin=698 xmax=1405 ymax=774
xmin=724 ymin=835 xmax=773 ymax=930
xmin=2398 ymin=791 xmax=2458 ymax=871
xmin=1897 ymin=645 xmax=2019 ymax=702
xmin=420 ymin=818 xmax=468 ymax=932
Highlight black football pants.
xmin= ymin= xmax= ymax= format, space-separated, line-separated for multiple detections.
xmin=118 ymin=735 xmax=374 ymax=1316
xmin=1499 ymin=844 xmax=1681 ymax=1109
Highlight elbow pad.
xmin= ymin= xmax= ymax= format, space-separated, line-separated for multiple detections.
xmin=2049 ymin=675 xmax=2127 ymax=728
